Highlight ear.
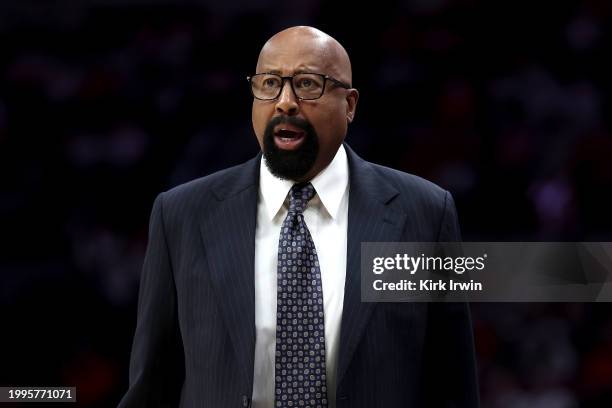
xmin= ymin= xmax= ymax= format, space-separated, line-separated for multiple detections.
xmin=345 ymin=88 xmax=359 ymax=124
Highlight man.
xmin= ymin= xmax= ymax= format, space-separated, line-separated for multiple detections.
xmin=118 ymin=26 xmax=478 ymax=408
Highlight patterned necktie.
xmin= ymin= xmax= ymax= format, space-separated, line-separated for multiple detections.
xmin=275 ymin=183 xmax=328 ymax=408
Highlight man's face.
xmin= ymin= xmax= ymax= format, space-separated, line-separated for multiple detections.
xmin=251 ymin=29 xmax=358 ymax=182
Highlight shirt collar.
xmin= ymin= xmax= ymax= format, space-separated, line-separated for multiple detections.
xmin=259 ymin=144 xmax=349 ymax=221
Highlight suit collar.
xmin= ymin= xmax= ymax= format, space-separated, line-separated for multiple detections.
xmin=211 ymin=153 xmax=261 ymax=201
xmin=343 ymin=143 xmax=399 ymax=205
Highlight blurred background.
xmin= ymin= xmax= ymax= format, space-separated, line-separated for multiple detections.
xmin=1 ymin=0 xmax=611 ymax=406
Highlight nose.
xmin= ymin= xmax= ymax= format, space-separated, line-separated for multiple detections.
xmin=275 ymin=79 xmax=299 ymax=116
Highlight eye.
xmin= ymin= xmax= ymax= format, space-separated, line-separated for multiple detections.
xmin=297 ymin=78 xmax=313 ymax=88
xmin=262 ymin=77 xmax=281 ymax=88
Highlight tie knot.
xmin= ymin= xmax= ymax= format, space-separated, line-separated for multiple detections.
xmin=288 ymin=183 xmax=315 ymax=214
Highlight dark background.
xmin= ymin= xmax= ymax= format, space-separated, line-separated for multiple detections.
xmin=1 ymin=0 xmax=612 ymax=407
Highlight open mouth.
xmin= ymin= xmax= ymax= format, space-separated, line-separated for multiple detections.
xmin=273 ymin=126 xmax=306 ymax=150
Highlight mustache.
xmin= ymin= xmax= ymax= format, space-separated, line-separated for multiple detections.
xmin=265 ymin=115 xmax=312 ymax=133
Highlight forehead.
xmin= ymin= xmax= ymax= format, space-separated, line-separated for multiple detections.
xmin=256 ymin=35 xmax=335 ymax=75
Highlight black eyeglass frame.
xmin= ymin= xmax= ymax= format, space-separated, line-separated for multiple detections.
xmin=246 ymin=72 xmax=351 ymax=101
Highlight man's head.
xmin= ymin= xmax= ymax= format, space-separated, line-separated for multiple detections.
xmin=251 ymin=26 xmax=359 ymax=182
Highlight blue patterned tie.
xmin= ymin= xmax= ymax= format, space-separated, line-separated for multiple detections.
xmin=275 ymin=183 xmax=328 ymax=408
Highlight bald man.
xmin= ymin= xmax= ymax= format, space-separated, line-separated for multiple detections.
xmin=118 ymin=26 xmax=479 ymax=408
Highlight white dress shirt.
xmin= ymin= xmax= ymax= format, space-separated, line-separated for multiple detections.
xmin=252 ymin=145 xmax=349 ymax=408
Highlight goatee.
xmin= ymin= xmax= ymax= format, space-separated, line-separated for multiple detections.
xmin=262 ymin=115 xmax=319 ymax=181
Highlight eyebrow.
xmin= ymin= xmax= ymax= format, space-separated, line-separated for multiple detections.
xmin=260 ymin=68 xmax=320 ymax=76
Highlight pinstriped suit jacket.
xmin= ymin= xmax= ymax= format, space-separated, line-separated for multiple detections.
xmin=118 ymin=144 xmax=479 ymax=408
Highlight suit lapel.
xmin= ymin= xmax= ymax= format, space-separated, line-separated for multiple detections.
xmin=199 ymin=155 xmax=261 ymax=389
xmin=337 ymin=145 xmax=407 ymax=385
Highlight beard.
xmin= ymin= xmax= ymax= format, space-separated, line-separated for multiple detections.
xmin=262 ymin=115 xmax=319 ymax=181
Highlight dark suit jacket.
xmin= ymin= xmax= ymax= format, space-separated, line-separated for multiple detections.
xmin=118 ymin=144 xmax=479 ymax=408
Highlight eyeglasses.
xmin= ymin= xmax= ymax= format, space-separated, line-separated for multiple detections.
xmin=247 ymin=72 xmax=350 ymax=101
